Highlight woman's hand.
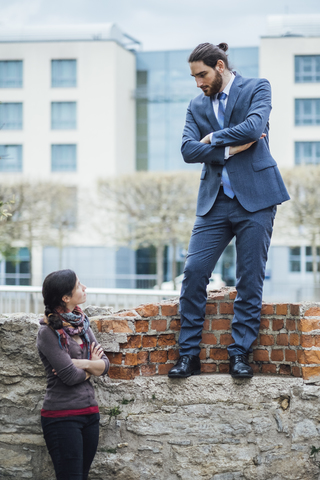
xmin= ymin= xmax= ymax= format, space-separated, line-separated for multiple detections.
xmin=90 ymin=342 xmax=104 ymax=361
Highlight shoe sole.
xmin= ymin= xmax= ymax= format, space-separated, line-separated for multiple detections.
xmin=230 ymin=373 xmax=253 ymax=379
xmin=168 ymin=370 xmax=201 ymax=378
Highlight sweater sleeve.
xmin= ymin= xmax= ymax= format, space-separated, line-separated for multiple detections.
xmin=37 ymin=326 xmax=87 ymax=386
xmin=88 ymin=327 xmax=110 ymax=376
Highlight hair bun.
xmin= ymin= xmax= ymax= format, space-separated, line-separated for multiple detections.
xmin=217 ymin=43 xmax=228 ymax=52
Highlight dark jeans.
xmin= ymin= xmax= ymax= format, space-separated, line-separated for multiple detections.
xmin=41 ymin=413 xmax=100 ymax=480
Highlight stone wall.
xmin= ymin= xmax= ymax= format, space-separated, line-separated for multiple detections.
xmin=2 ymin=290 xmax=320 ymax=479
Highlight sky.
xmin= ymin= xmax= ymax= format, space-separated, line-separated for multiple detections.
xmin=0 ymin=0 xmax=320 ymax=51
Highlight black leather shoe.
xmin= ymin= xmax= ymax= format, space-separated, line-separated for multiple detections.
xmin=229 ymin=354 xmax=253 ymax=378
xmin=168 ymin=355 xmax=201 ymax=378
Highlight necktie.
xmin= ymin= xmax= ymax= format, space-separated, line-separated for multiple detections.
xmin=217 ymin=92 xmax=235 ymax=199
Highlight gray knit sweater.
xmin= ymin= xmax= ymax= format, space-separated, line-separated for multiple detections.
xmin=37 ymin=324 xmax=109 ymax=411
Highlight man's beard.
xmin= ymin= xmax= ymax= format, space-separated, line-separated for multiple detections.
xmin=203 ymin=70 xmax=223 ymax=96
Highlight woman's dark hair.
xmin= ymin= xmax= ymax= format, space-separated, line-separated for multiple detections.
xmin=42 ymin=269 xmax=77 ymax=329
xmin=188 ymin=42 xmax=231 ymax=70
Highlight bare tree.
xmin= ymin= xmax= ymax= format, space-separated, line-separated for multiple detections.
xmin=98 ymin=171 xmax=199 ymax=288
xmin=0 ymin=181 xmax=78 ymax=283
xmin=275 ymin=165 xmax=320 ymax=290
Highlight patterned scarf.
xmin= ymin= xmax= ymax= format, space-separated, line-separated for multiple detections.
xmin=42 ymin=306 xmax=91 ymax=359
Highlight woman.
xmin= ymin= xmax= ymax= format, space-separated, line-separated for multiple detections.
xmin=37 ymin=269 xmax=109 ymax=480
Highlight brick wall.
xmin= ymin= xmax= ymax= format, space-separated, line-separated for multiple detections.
xmin=90 ymin=287 xmax=320 ymax=382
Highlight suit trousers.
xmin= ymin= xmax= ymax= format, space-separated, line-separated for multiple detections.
xmin=179 ymin=188 xmax=276 ymax=357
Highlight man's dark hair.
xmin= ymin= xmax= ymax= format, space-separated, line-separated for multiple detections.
xmin=188 ymin=42 xmax=230 ymax=70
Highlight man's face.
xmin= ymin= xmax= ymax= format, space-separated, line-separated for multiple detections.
xmin=190 ymin=61 xmax=223 ymax=96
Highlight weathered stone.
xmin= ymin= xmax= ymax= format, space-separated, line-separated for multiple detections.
xmin=84 ymin=305 xmax=113 ymax=316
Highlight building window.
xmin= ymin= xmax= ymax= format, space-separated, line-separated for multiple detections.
xmin=0 ymin=60 xmax=23 ymax=88
xmin=2 ymin=248 xmax=30 ymax=285
xmin=305 ymin=246 xmax=320 ymax=272
xmin=295 ymin=56 xmax=320 ymax=83
xmin=0 ymin=145 xmax=22 ymax=172
xmin=289 ymin=246 xmax=301 ymax=272
xmin=295 ymin=142 xmax=320 ymax=165
xmin=52 ymin=60 xmax=77 ymax=88
xmin=295 ymin=99 xmax=320 ymax=126
xmin=0 ymin=103 xmax=23 ymax=129
xmin=51 ymin=144 xmax=77 ymax=172
xmin=51 ymin=102 xmax=77 ymax=129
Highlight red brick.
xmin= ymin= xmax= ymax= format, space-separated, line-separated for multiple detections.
xmin=203 ymin=318 xmax=210 ymax=330
xmin=170 ymin=319 xmax=181 ymax=331
xmin=260 ymin=318 xmax=270 ymax=330
xmin=251 ymin=363 xmax=260 ymax=373
xmin=158 ymin=334 xmax=176 ymax=346
xmin=272 ymin=319 xmax=284 ymax=331
xmin=137 ymin=351 xmax=149 ymax=364
xmin=135 ymin=320 xmax=149 ymax=333
xmin=150 ymin=350 xmax=168 ymax=363
xmin=228 ymin=290 xmax=237 ymax=300
xmin=210 ymin=348 xmax=228 ymax=360
xmin=304 ymin=307 xmax=320 ymax=317
xmin=121 ymin=335 xmax=142 ymax=349
xmin=277 ymin=333 xmax=289 ymax=346
xmin=140 ymin=365 xmax=156 ymax=376
xmin=260 ymin=334 xmax=274 ymax=346
xmin=301 ymin=335 xmax=314 ymax=348
xmin=299 ymin=318 xmax=320 ymax=332
xmin=101 ymin=319 xmax=133 ymax=334
xmin=302 ymin=366 xmax=320 ymax=381
xmin=289 ymin=333 xmax=299 ymax=346
xmin=106 ymin=352 xmax=123 ymax=365
xmin=253 ymin=349 xmax=269 ymax=362
xmin=201 ymin=363 xmax=217 ymax=373
xmin=205 ymin=303 xmax=218 ymax=315
xmin=90 ymin=319 xmax=101 ymax=332
xmin=211 ymin=319 xmax=231 ymax=330
xmin=136 ymin=304 xmax=159 ymax=318
xmin=219 ymin=363 xmax=230 ymax=373
xmin=142 ymin=336 xmax=157 ymax=348
xmin=151 ymin=319 xmax=167 ymax=332
xmin=276 ymin=304 xmax=288 ymax=316
xmin=201 ymin=333 xmax=217 ymax=345
xmin=300 ymin=350 xmax=320 ymax=364
xmin=200 ymin=348 xmax=207 ymax=360
xmin=208 ymin=291 xmax=225 ymax=300
xmin=117 ymin=310 xmax=138 ymax=317
xmin=271 ymin=349 xmax=284 ymax=361
xmin=125 ymin=353 xmax=138 ymax=365
xmin=161 ymin=303 xmax=178 ymax=316
xmin=292 ymin=366 xmax=302 ymax=377
xmin=261 ymin=304 xmax=274 ymax=315
xmin=261 ymin=364 xmax=277 ymax=374
xmin=252 ymin=339 xmax=258 ymax=346
xmin=220 ymin=333 xmax=233 ymax=345
xmin=108 ymin=367 xmax=135 ymax=380
xmin=297 ymin=350 xmax=304 ymax=364
xmin=168 ymin=349 xmax=179 ymax=361
xmin=158 ymin=364 xmax=172 ymax=375
xmin=220 ymin=302 xmax=234 ymax=314
xmin=279 ymin=364 xmax=291 ymax=375
xmin=285 ymin=349 xmax=297 ymax=362
xmin=290 ymin=304 xmax=300 ymax=316
xmin=315 ymin=335 xmax=320 ymax=346
xmin=286 ymin=319 xmax=296 ymax=331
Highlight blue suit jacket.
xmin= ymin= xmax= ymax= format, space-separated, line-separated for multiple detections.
xmin=181 ymin=73 xmax=290 ymax=216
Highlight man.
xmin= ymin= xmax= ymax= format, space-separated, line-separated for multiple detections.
xmin=168 ymin=42 xmax=289 ymax=379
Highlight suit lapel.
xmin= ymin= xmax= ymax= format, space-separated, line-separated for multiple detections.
xmin=204 ymin=96 xmax=220 ymax=131
xmin=224 ymin=73 xmax=243 ymax=127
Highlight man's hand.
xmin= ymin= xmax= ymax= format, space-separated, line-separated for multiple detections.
xmin=229 ymin=134 xmax=266 ymax=155
xmin=200 ymin=134 xmax=211 ymax=144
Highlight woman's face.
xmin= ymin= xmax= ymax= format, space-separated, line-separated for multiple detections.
xmin=63 ymin=276 xmax=87 ymax=311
